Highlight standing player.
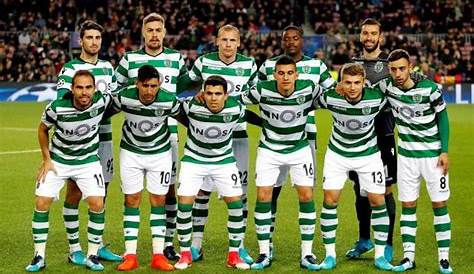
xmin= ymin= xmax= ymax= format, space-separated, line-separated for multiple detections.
xmin=26 ymin=71 xmax=111 ymax=272
xmin=244 ymin=56 xmax=321 ymax=270
xmin=56 ymin=20 xmax=121 ymax=264
xmin=174 ymin=76 xmax=249 ymax=270
xmin=185 ymin=24 xmax=258 ymax=264
xmin=258 ymin=26 xmax=335 ymax=255
xmin=111 ymin=65 xmax=182 ymax=271
xmin=345 ymin=18 xmax=396 ymax=261
xmin=115 ymin=13 xmax=188 ymax=261
xmin=316 ymin=63 xmax=393 ymax=271
xmin=379 ymin=49 xmax=452 ymax=274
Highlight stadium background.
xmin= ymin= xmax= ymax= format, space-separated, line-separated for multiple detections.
xmin=0 ymin=0 xmax=473 ymax=273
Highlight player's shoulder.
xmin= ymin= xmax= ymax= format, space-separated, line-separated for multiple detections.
xmin=236 ymin=53 xmax=255 ymax=62
xmin=257 ymin=79 xmax=276 ymax=90
xmin=295 ymin=79 xmax=314 ymax=89
xmin=163 ymin=47 xmax=180 ymax=54
xmin=201 ymin=51 xmax=218 ymax=60
xmin=363 ymin=86 xmax=385 ymax=99
xmin=62 ymin=58 xmax=83 ymax=69
xmin=225 ymin=96 xmax=242 ymax=108
xmin=97 ymin=59 xmax=114 ymax=68
xmin=157 ymin=88 xmax=177 ymax=101
xmin=123 ymin=48 xmax=145 ymax=58
xmin=416 ymin=78 xmax=440 ymax=91
xmin=118 ymin=85 xmax=137 ymax=97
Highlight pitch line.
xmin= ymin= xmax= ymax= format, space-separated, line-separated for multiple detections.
xmin=0 ymin=149 xmax=41 ymax=155
xmin=0 ymin=127 xmax=36 ymax=132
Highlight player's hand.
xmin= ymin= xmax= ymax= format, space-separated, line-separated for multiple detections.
xmin=194 ymin=90 xmax=205 ymax=103
xmin=437 ymin=152 xmax=449 ymax=175
xmin=335 ymin=82 xmax=344 ymax=96
xmin=36 ymin=160 xmax=57 ymax=183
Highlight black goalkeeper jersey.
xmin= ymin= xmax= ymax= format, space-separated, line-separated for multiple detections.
xmin=353 ymin=52 xmax=395 ymax=138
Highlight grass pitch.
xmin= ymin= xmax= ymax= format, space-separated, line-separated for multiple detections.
xmin=0 ymin=103 xmax=472 ymax=273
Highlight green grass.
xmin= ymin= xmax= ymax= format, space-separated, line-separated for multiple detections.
xmin=0 ymin=103 xmax=472 ymax=273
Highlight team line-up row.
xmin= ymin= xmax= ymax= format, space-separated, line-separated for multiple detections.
xmin=25 ymin=14 xmax=452 ymax=274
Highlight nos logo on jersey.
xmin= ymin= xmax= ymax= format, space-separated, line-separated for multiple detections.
xmin=362 ymin=106 xmax=371 ymax=115
xmin=65 ymin=124 xmax=97 ymax=137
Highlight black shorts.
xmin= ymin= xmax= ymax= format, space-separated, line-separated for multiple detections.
xmin=378 ymin=134 xmax=397 ymax=186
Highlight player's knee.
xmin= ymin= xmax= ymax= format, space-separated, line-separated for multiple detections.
xmin=432 ymin=200 xmax=447 ymax=208
xmin=402 ymin=201 xmax=417 ymax=208
xmin=257 ymin=188 xmax=272 ymax=202
xmin=385 ymin=186 xmax=393 ymax=195
xmin=35 ymin=196 xmax=53 ymax=211
xmin=87 ymin=197 xmax=104 ymax=212
xmin=125 ymin=193 xmax=141 ymax=208
xmin=150 ymin=194 xmax=166 ymax=207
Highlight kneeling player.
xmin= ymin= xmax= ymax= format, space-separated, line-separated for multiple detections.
xmin=380 ymin=49 xmax=452 ymax=274
xmin=174 ymin=76 xmax=249 ymax=270
xmin=26 ymin=71 xmax=110 ymax=272
xmin=316 ymin=63 xmax=393 ymax=271
xmin=112 ymin=65 xmax=182 ymax=271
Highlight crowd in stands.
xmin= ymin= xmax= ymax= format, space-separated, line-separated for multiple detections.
xmin=0 ymin=0 xmax=472 ymax=83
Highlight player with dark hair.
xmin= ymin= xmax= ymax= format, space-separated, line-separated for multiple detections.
xmin=258 ymin=26 xmax=336 ymax=258
xmin=56 ymin=20 xmax=121 ymax=265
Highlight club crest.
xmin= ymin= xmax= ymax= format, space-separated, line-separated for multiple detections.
xmin=362 ymin=105 xmax=371 ymax=115
xmin=413 ymin=93 xmax=422 ymax=103
xmin=374 ymin=61 xmax=384 ymax=73
xmin=296 ymin=95 xmax=306 ymax=104
xmin=235 ymin=67 xmax=244 ymax=76
xmin=223 ymin=114 xmax=233 ymax=123
xmin=303 ymin=65 xmax=311 ymax=74
xmin=90 ymin=108 xmax=99 ymax=117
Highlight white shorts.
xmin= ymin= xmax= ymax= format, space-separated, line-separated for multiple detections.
xmin=397 ymin=155 xmax=450 ymax=202
xmin=256 ymin=146 xmax=314 ymax=187
xmin=98 ymin=141 xmax=113 ymax=183
xmin=177 ymin=162 xmax=243 ymax=197
xmin=35 ymin=161 xmax=105 ymax=200
xmin=170 ymin=140 xmax=179 ymax=185
xmin=275 ymin=143 xmax=316 ymax=188
xmin=120 ymin=149 xmax=172 ymax=195
xmin=200 ymin=138 xmax=250 ymax=194
xmin=322 ymin=149 xmax=386 ymax=196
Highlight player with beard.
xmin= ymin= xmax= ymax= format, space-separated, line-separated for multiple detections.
xmin=56 ymin=20 xmax=121 ymax=265
xmin=345 ymin=18 xmax=396 ymax=262
xmin=115 ymin=13 xmax=188 ymax=261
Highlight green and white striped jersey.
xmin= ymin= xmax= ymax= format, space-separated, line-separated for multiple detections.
xmin=189 ymin=52 xmax=258 ymax=96
xmin=181 ymin=97 xmax=244 ymax=165
xmin=112 ymin=86 xmax=180 ymax=155
xmin=242 ymin=79 xmax=321 ymax=153
xmin=189 ymin=52 xmax=258 ymax=138
xmin=316 ymin=88 xmax=387 ymax=158
xmin=57 ymin=58 xmax=117 ymax=142
xmin=378 ymin=78 xmax=446 ymax=158
xmin=41 ymin=91 xmax=111 ymax=165
xmin=115 ymin=47 xmax=187 ymax=135
xmin=258 ymin=55 xmax=335 ymax=89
